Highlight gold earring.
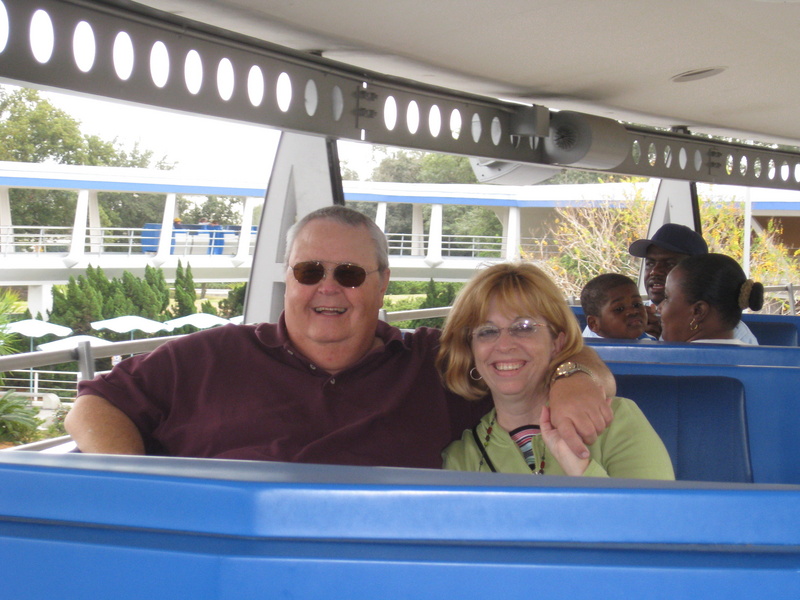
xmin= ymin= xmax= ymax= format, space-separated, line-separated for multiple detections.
xmin=689 ymin=318 xmax=699 ymax=331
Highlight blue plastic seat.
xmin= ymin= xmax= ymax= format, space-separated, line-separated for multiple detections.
xmin=616 ymin=374 xmax=752 ymax=483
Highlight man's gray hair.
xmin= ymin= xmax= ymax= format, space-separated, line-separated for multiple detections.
xmin=284 ymin=205 xmax=390 ymax=271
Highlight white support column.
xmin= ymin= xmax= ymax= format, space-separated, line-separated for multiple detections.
xmin=425 ymin=204 xmax=443 ymax=267
xmin=152 ymin=193 xmax=178 ymax=267
xmin=411 ymin=204 xmax=425 ymax=256
xmin=374 ymin=202 xmax=387 ymax=231
xmin=64 ymin=189 xmax=89 ymax=267
xmin=496 ymin=207 xmax=510 ymax=258
xmin=233 ymin=196 xmax=260 ymax=265
xmin=27 ymin=285 xmax=54 ymax=318
xmin=743 ymin=188 xmax=752 ymax=278
xmin=0 ymin=186 xmax=13 ymax=254
xmin=87 ymin=190 xmax=102 ymax=253
xmin=505 ymin=206 xmax=521 ymax=261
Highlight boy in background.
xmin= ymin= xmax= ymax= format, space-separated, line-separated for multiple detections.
xmin=580 ymin=273 xmax=655 ymax=340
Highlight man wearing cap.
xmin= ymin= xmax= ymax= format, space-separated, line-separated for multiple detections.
xmin=629 ymin=223 xmax=757 ymax=343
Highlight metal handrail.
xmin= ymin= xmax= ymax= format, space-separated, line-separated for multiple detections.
xmin=1 ymin=299 xmax=798 ymax=453
xmin=1 ymin=287 xmax=799 ymax=379
xmin=763 ymin=284 xmax=797 ymax=315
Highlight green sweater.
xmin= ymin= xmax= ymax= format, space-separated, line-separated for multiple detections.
xmin=443 ymin=396 xmax=675 ymax=479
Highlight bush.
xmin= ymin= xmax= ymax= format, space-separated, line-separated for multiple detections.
xmin=0 ymin=391 xmax=41 ymax=444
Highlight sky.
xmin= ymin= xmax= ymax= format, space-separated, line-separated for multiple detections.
xmin=38 ymin=87 xmax=379 ymax=182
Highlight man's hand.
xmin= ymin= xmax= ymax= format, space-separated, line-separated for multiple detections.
xmin=645 ymin=303 xmax=662 ymax=338
xmin=547 ymin=347 xmax=615 ymax=458
xmin=65 ymin=395 xmax=145 ymax=455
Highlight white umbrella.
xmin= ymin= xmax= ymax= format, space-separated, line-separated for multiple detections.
xmin=5 ymin=319 xmax=74 ymax=390
xmin=165 ymin=313 xmax=231 ymax=330
xmin=91 ymin=315 xmax=173 ymax=339
xmin=37 ymin=335 xmax=114 ymax=352
xmin=228 ymin=315 xmax=244 ymax=324
xmin=5 ymin=319 xmax=72 ymax=339
xmin=4 ymin=319 xmax=73 ymax=352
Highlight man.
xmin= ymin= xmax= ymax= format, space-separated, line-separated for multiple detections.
xmin=629 ymin=223 xmax=757 ymax=343
xmin=66 ymin=206 xmax=614 ymax=467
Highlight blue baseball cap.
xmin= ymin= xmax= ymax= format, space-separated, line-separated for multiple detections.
xmin=629 ymin=223 xmax=708 ymax=257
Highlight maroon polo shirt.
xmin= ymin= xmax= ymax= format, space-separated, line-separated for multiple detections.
xmin=77 ymin=315 xmax=488 ymax=469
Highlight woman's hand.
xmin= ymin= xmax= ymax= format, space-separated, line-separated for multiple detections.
xmin=540 ymin=405 xmax=590 ymax=476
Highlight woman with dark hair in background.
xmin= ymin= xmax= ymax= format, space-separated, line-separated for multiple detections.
xmin=660 ymin=253 xmax=764 ymax=344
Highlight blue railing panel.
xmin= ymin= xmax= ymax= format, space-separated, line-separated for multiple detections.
xmin=0 ymin=454 xmax=798 ymax=600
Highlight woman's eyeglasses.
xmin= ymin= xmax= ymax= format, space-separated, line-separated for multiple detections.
xmin=290 ymin=260 xmax=379 ymax=288
xmin=471 ymin=318 xmax=547 ymax=343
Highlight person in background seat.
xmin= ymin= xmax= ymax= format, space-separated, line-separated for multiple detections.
xmin=580 ymin=273 xmax=655 ymax=340
xmin=629 ymin=223 xmax=757 ymax=343
xmin=660 ymin=253 xmax=764 ymax=345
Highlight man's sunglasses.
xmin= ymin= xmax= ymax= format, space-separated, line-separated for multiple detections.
xmin=290 ymin=260 xmax=380 ymax=288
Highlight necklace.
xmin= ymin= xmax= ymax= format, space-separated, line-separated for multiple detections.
xmin=474 ymin=410 xmax=546 ymax=475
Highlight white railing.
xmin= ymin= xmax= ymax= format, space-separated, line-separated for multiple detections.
xmin=384 ymin=233 xmax=558 ymax=259
xmin=1 ymin=297 xmax=798 ymax=452
xmin=3 ymin=226 xmax=529 ymax=260
xmin=763 ymin=284 xmax=798 ymax=315
xmin=0 ymin=225 xmax=256 ymax=257
xmin=0 ymin=225 xmax=73 ymax=254
xmin=1 ymin=369 xmax=81 ymax=399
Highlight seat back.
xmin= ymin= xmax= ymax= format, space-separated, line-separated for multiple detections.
xmin=744 ymin=320 xmax=798 ymax=346
xmin=742 ymin=313 xmax=800 ymax=347
xmin=586 ymin=338 xmax=800 ymax=367
xmin=616 ymin=374 xmax=752 ymax=483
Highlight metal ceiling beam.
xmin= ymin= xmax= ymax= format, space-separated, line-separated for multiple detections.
xmin=2 ymin=0 xmax=800 ymax=190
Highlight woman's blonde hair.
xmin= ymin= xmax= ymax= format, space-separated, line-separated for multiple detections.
xmin=436 ymin=262 xmax=583 ymax=400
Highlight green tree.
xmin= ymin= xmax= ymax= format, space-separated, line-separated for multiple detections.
xmin=412 ymin=279 xmax=463 ymax=328
xmin=419 ymin=153 xmax=477 ymax=184
xmin=85 ymin=265 xmax=114 ymax=308
xmin=369 ymin=149 xmax=477 ymax=184
xmin=102 ymin=285 xmax=137 ymax=321
xmin=144 ymin=265 xmax=171 ymax=314
xmin=0 ymin=289 xmax=22 ymax=357
xmin=526 ymin=188 xmax=652 ymax=299
xmin=340 ymin=161 xmax=360 ymax=181
xmin=120 ymin=271 xmax=161 ymax=320
xmin=181 ymin=196 xmax=243 ymax=225
xmin=370 ymin=149 xmax=424 ymax=183
xmin=172 ymin=261 xmax=197 ymax=318
xmin=0 ymin=88 xmax=85 ymax=163
xmin=384 ymin=279 xmax=464 ymax=329
xmin=0 ymin=86 xmax=173 ymax=227
xmin=50 ymin=275 xmax=105 ymax=334
xmin=365 ymin=149 xmax=499 ymax=237
xmin=218 ymin=283 xmax=246 ymax=318
xmin=524 ymin=188 xmax=799 ymax=307
xmin=98 ymin=192 xmax=167 ymax=228
xmin=200 ymin=300 xmax=218 ymax=315
xmin=0 ymin=391 xmax=40 ymax=444
xmin=9 ymin=188 xmax=78 ymax=227
xmin=48 ymin=266 xmax=178 ymax=333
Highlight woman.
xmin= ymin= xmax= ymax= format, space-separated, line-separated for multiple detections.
xmin=660 ymin=253 xmax=764 ymax=344
xmin=437 ymin=262 xmax=674 ymax=479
